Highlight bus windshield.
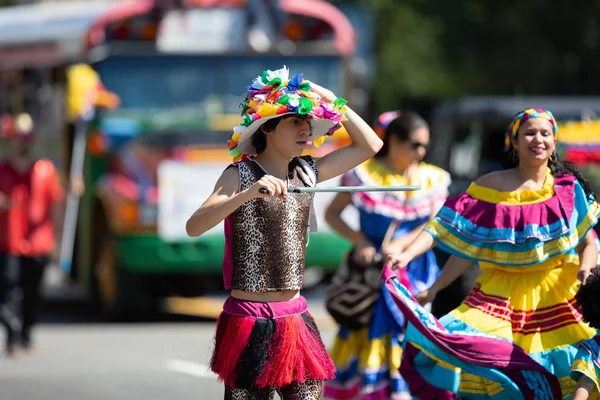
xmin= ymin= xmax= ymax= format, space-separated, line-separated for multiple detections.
xmin=95 ymin=54 xmax=343 ymax=139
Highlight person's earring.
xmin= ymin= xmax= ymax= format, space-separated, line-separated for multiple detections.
xmin=549 ymin=151 xmax=557 ymax=165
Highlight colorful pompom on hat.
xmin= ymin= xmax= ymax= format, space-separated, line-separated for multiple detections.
xmin=227 ymin=66 xmax=348 ymax=161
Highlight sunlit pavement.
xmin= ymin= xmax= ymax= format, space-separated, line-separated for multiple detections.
xmin=0 ymin=287 xmax=336 ymax=400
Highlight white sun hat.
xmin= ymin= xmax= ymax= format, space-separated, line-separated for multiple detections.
xmin=227 ymin=66 xmax=348 ymax=161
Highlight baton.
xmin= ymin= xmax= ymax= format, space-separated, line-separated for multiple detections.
xmin=259 ymin=185 xmax=421 ymax=194
xmin=58 ymin=119 xmax=87 ymax=273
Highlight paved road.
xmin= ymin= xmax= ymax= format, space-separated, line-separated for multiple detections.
xmin=0 ymin=299 xmax=337 ymax=400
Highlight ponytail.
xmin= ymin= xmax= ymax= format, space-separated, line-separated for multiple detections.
xmin=549 ymin=155 xmax=596 ymax=200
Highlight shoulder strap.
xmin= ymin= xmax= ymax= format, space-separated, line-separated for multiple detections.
xmin=233 ymin=160 xmax=264 ymax=191
xmin=291 ymin=156 xmax=319 ymax=233
xmin=294 ymin=156 xmax=317 ymax=188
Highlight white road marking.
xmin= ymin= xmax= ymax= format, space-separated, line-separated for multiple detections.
xmin=165 ymin=359 xmax=217 ymax=379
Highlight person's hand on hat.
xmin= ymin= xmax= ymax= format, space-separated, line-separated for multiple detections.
xmin=305 ymin=81 xmax=338 ymax=103
xmin=250 ymin=175 xmax=288 ymax=199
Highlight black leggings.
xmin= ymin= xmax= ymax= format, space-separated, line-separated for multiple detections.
xmin=225 ymin=380 xmax=323 ymax=400
xmin=0 ymin=254 xmax=47 ymax=348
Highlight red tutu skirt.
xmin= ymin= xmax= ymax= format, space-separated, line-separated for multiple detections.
xmin=210 ymin=296 xmax=335 ymax=390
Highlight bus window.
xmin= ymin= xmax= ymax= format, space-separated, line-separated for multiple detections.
xmin=94 ymin=54 xmax=344 ymax=143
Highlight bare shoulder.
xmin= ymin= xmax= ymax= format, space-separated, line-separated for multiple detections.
xmin=474 ymin=170 xmax=512 ymax=190
xmin=214 ymin=164 xmax=240 ymax=195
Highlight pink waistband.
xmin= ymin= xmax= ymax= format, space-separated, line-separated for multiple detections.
xmin=222 ymin=296 xmax=308 ymax=319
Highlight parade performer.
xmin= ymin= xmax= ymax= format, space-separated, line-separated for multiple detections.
xmin=186 ymin=66 xmax=383 ymax=399
xmin=0 ymin=114 xmax=83 ymax=358
xmin=386 ymin=108 xmax=600 ymax=399
xmin=323 ymin=111 xmax=451 ymax=400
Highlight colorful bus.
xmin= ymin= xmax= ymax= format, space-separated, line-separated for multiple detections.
xmin=0 ymin=0 xmax=366 ymax=319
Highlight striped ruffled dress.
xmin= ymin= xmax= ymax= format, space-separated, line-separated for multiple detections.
xmin=385 ymin=169 xmax=600 ymax=399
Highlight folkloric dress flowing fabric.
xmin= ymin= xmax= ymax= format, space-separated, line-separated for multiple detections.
xmin=324 ymin=159 xmax=451 ymax=400
xmin=383 ymin=169 xmax=600 ymax=399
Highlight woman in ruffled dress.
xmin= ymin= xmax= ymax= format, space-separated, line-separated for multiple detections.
xmin=324 ymin=111 xmax=451 ymax=400
xmin=385 ymin=108 xmax=600 ymax=399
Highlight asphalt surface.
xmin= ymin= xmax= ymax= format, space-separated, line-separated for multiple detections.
xmin=0 ymin=295 xmax=337 ymax=400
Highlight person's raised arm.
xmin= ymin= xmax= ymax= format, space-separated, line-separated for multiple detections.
xmin=308 ymin=83 xmax=383 ymax=183
xmin=185 ymin=167 xmax=287 ymax=237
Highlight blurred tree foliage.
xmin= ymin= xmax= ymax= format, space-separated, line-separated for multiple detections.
xmin=335 ymin=0 xmax=600 ymax=112
xmin=0 ymin=0 xmax=37 ymax=6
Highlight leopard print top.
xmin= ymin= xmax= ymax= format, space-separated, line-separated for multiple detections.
xmin=228 ymin=156 xmax=318 ymax=292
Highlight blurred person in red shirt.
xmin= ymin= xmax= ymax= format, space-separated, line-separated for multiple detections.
xmin=0 ymin=113 xmax=82 ymax=358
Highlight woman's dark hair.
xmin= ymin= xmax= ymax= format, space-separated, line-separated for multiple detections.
xmin=376 ymin=111 xmax=428 ymax=158
xmin=252 ymin=127 xmax=268 ymax=154
xmin=251 ymin=114 xmax=310 ymax=154
xmin=505 ymin=134 xmax=595 ymax=200
xmin=575 ymin=267 xmax=600 ymax=329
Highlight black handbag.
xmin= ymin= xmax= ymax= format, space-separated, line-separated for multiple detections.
xmin=325 ymin=250 xmax=383 ymax=329
xmin=325 ymin=219 xmax=400 ymax=330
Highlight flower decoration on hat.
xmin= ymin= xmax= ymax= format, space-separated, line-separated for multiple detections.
xmin=227 ymin=66 xmax=348 ymax=162
xmin=505 ymin=108 xmax=558 ymax=151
